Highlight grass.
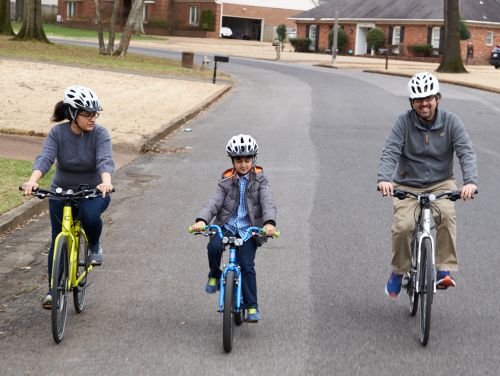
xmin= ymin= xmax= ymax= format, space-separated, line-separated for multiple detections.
xmin=0 ymin=158 xmax=55 ymax=215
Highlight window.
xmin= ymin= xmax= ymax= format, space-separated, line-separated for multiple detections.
xmin=486 ymin=31 xmax=493 ymax=46
xmin=67 ymin=2 xmax=75 ymax=18
xmin=431 ymin=26 xmax=441 ymax=49
xmin=392 ymin=26 xmax=401 ymax=45
xmin=189 ymin=6 xmax=199 ymax=26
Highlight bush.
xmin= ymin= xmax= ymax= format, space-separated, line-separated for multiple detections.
xmin=459 ymin=17 xmax=470 ymax=40
xmin=366 ymin=27 xmax=385 ymax=53
xmin=147 ymin=17 xmax=170 ymax=29
xmin=277 ymin=24 xmax=287 ymax=44
xmin=289 ymin=37 xmax=311 ymax=52
xmin=200 ymin=10 xmax=215 ymax=31
xmin=408 ymin=44 xmax=433 ymax=57
xmin=328 ymin=27 xmax=348 ymax=53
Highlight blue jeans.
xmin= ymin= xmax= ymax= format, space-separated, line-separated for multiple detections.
xmin=207 ymin=230 xmax=258 ymax=309
xmin=47 ymin=196 xmax=110 ymax=285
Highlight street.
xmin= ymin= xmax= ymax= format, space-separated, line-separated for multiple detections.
xmin=1 ymin=55 xmax=500 ymax=375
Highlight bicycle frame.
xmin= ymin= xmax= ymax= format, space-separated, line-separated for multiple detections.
xmin=219 ymin=239 xmax=243 ymax=314
xmin=51 ymin=203 xmax=92 ymax=292
xmin=413 ymin=196 xmax=436 ymax=295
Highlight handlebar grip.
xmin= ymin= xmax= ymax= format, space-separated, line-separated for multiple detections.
xmin=263 ymin=228 xmax=280 ymax=238
xmin=19 ymin=184 xmax=39 ymax=192
xmin=188 ymin=225 xmax=207 ymax=233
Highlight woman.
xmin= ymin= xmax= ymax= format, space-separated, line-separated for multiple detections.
xmin=23 ymin=86 xmax=115 ymax=309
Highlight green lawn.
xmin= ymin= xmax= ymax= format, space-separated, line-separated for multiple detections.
xmin=0 ymin=158 xmax=55 ymax=215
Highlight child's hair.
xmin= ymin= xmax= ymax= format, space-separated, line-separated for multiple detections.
xmin=51 ymin=101 xmax=72 ymax=122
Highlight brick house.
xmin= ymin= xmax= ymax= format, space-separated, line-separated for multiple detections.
xmin=57 ymin=0 xmax=316 ymax=41
xmin=290 ymin=0 xmax=500 ymax=64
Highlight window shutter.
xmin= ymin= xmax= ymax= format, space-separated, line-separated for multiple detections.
xmin=400 ymin=26 xmax=405 ymax=43
xmin=439 ymin=27 xmax=445 ymax=53
xmin=388 ymin=26 xmax=393 ymax=43
xmin=427 ymin=27 xmax=432 ymax=44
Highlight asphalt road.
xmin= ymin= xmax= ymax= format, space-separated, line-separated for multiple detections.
xmin=1 ymin=48 xmax=500 ymax=375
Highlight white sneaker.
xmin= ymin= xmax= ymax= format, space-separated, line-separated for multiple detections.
xmin=42 ymin=294 xmax=52 ymax=310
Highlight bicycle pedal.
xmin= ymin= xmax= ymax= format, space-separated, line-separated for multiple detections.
xmin=436 ymin=284 xmax=449 ymax=290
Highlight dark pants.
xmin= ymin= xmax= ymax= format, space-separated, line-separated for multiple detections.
xmin=47 ymin=196 xmax=110 ymax=285
xmin=207 ymin=231 xmax=258 ymax=309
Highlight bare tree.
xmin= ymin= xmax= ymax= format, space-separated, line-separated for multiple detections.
xmin=113 ymin=0 xmax=144 ymax=57
xmin=437 ymin=0 xmax=467 ymax=73
xmin=105 ymin=0 xmax=121 ymax=55
xmin=13 ymin=0 xmax=49 ymax=42
xmin=94 ymin=0 xmax=106 ymax=54
xmin=0 ymin=0 xmax=15 ymax=36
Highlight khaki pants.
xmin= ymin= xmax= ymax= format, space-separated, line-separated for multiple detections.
xmin=391 ymin=179 xmax=458 ymax=274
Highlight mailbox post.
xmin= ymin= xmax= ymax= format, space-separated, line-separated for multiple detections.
xmin=213 ymin=55 xmax=229 ymax=84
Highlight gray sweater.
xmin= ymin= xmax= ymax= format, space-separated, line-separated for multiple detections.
xmin=33 ymin=123 xmax=115 ymax=191
xmin=377 ymin=109 xmax=477 ymax=188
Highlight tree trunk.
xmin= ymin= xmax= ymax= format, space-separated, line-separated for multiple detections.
xmin=94 ymin=0 xmax=106 ymax=54
xmin=105 ymin=0 xmax=121 ymax=55
xmin=132 ymin=4 xmax=144 ymax=35
xmin=113 ymin=0 xmax=144 ymax=58
xmin=13 ymin=0 xmax=49 ymax=42
xmin=437 ymin=0 xmax=467 ymax=73
xmin=0 ymin=0 xmax=15 ymax=36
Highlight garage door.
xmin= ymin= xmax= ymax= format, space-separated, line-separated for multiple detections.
xmin=222 ymin=16 xmax=262 ymax=41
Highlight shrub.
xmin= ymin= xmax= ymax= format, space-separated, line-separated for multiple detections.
xmin=459 ymin=17 xmax=470 ymax=40
xmin=147 ymin=17 xmax=170 ymax=29
xmin=328 ymin=27 xmax=348 ymax=53
xmin=200 ymin=10 xmax=214 ymax=31
xmin=408 ymin=44 xmax=433 ymax=57
xmin=289 ymin=37 xmax=311 ymax=52
xmin=366 ymin=27 xmax=385 ymax=53
xmin=277 ymin=24 xmax=287 ymax=44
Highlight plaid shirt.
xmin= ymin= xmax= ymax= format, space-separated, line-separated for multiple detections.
xmin=224 ymin=174 xmax=251 ymax=241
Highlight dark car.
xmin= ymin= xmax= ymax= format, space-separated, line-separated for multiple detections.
xmin=489 ymin=46 xmax=500 ymax=69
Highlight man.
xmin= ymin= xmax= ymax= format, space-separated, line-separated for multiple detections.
xmin=377 ymin=72 xmax=478 ymax=298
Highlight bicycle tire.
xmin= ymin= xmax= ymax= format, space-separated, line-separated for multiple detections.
xmin=419 ymin=237 xmax=433 ymax=346
xmin=51 ymin=236 xmax=69 ymax=343
xmin=408 ymin=237 xmax=419 ymax=316
xmin=73 ymin=231 xmax=90 ymax=313
xmin=222 ymin=270 xmax=235 ymax=353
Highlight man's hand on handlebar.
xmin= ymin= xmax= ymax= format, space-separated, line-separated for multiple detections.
xmin=460 ymin=183 xmax=477 ymax=201
xmin=377 ymin=181 xmax=394 ymax=197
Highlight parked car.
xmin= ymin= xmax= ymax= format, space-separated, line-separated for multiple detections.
xmin=489 ymin=45 xmax=500 ymax=69
xmin=220 ymin=27 xmax=233 ymax=38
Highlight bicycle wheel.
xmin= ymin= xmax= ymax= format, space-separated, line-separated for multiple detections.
xmin=51 ymin=236 xmax=69 ymax=343
xmin=73 ymin=231 xmax=90 ymax=313
xmin=222 ymin=270 xmax=235 ymax=353
xmin=419 ymin=237 xmax=434 ymax=346
xmin=408 ymin=238 xmax=419 ymax=316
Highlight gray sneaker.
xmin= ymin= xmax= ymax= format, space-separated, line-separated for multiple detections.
xmin=42 ymin=293 xmax=52 ymax=310
xmin=90 ymin=244 xmax=104 ymax=266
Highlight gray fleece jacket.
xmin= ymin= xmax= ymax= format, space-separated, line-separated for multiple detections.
xmin=377 ymin=108 xmax=477 ymax=188
xmin=196 ymin=167 xmax=277 ymax=232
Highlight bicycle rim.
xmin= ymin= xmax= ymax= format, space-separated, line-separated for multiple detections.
xmin=419 ymin=237 xmax=433 ymax=346
xmin=222 ymin=270 xmax=235 ymax=353
xmin=51 ymin=237 xmax=69 ymax=343
xmin=73 ymin=231 xmax=89 ymax=313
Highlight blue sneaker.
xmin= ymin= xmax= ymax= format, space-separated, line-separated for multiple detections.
xmin=205 ymin=275 xmax=219 ymax=294
xmin=246 ymin=308 xmax=260 ymax=323
xmin=385 ymin=272 xmax=403 ymax=298
xmin=436 ymin=271 xmax=456 ymax=289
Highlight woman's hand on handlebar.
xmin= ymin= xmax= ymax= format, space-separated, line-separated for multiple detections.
xmin=377 ymin=181 xmax=394 ymax=197
xmin=191 ymin=221 xmax=207 ymax=233
xmin=22 ymin=181 xmax=39 ymax=196
xmin=460 ymin=183 xmax=477 ymax=201
xmin=96 ymin=182 xmax=113 ymax=198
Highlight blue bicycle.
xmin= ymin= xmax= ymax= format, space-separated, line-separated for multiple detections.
xmin=189 ymin=224 xmax=279 ymax=353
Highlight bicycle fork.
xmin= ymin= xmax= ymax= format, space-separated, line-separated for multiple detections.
xmin=218 ymin=246 xmax=242 ymax=313
xmin=415 ymin=207 xmax=436 ymax=294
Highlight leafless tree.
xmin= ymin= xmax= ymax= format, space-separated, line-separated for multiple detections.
xmin=13 ymin=0 xmax=49 ymax=42
xmin=113 ymin=0 xmax=145 ymax=57
xmin=105 ymin=0 xmax=121 ymax=55
xmin=437 ymin=0 xmax=467 ymax=73
xmin=0 ymin=0 xmax=15 ymax=36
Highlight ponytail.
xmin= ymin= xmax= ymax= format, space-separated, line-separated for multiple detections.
xmin=51 ymin=101 xmax=72 ymax=122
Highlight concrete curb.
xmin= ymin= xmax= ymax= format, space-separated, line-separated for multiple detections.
xmin=0 ymin=82 xmax=232 ymax=237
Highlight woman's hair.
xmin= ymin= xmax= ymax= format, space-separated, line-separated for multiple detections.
xmin=51 ymin=101 xmax=72 ymax=122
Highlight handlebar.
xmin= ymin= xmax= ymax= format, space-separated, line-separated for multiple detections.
xmin=188 ymin=224 xmax=280 ymax=238
xmin=19 ymin=185 xmax=115 ymax=199
xmin=393 ymin=188 xmax=478 ymax=202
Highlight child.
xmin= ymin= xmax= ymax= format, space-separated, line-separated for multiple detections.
xmin=191 ymin=134 xmax=277 ymax=322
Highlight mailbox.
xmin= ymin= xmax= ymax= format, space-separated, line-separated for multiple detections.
xmin=214 ymin=55 xmax=229 ymax=63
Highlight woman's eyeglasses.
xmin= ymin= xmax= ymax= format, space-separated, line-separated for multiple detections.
xmin=79 ymin=112 xmax=100 ymax=119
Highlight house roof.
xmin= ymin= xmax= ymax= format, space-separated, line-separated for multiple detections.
xmin=291 ymin=0 xmax=500 ymax=24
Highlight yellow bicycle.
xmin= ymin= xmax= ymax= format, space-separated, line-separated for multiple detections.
xmin=21 ymin=185 xmax=112 ymax=343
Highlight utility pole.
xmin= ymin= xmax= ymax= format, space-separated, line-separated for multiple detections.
xmin=332 ymin=0 xmax=339 ymax=64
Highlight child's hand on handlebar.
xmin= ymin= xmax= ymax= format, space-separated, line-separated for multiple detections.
xmin=191 ymin=221 xmax=207 ymax=232
xmin=263 ymin=223 xmax=276 ymax=237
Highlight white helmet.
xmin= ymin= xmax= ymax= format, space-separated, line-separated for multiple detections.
xmin=407 ymin=72 xmax=440 ymax=99
xmin=63 ymin=86 xmax=102 ymax=112
xmin=226 ymin=134 xmax=258 ymax=157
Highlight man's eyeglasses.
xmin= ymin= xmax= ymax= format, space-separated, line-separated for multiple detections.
xmin=412 ymin=95 xmax=436 ymax=104
xmin=79 ymin=112 xmax=100 ymax=119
